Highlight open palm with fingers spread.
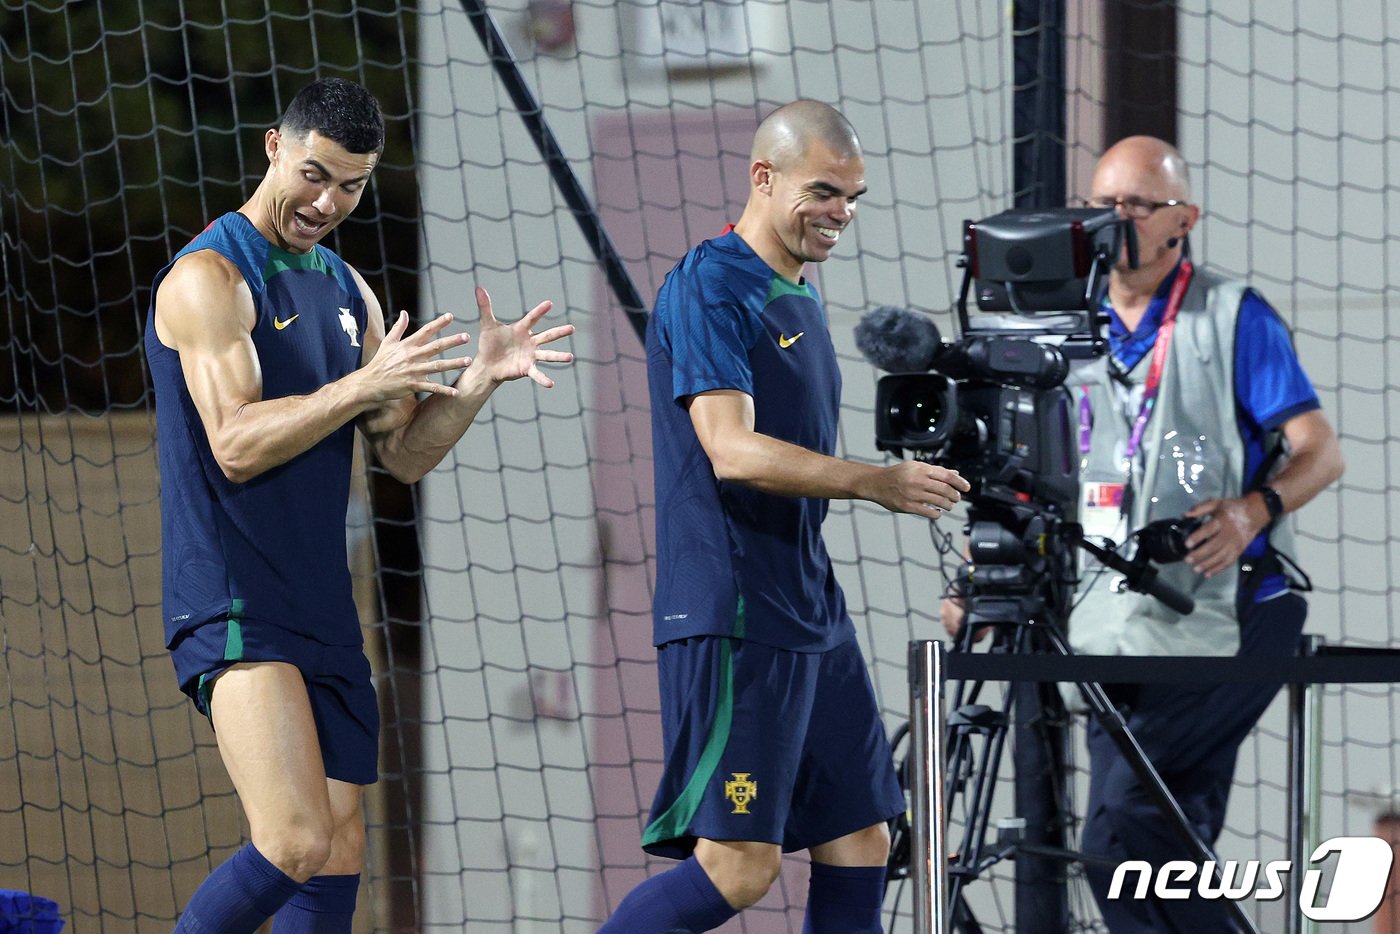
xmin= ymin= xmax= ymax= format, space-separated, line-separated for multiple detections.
xmin=363 ymin=310 xmax=475 ymax=401
xmin=470 ymin=286 xmax=575 ymax=387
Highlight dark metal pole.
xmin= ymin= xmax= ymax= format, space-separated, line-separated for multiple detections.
xmin=1102 ymin=0 xmax=1180 ymax=145
xmin=1288 ymin=635 xmax=1324 ymax=934
xmin=457 ymin=0 xmax=650 ymax=343
xmin=1013 ymin=0 xmax=1068 ymax=209
xmin=1011 ymin=4 xmax=1070 ymax=927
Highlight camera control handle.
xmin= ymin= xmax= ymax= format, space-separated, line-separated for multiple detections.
xmin=1077 ymin=534 xmax=1195 ymax=617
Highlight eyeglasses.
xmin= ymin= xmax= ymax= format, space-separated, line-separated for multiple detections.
xmin=1083 ymin=196 xmax=1187 ymax=220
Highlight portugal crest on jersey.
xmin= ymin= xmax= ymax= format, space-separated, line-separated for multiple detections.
xmin=339 ymin=307 xmax=360 ymax=347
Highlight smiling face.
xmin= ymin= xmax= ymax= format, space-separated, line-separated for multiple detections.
xmin=255 ymin=128 xmax=379 ymax=253
xmin=749 ymin=140 xmax=867 ymax=280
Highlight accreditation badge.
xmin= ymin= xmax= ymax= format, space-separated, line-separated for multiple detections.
xmin=1080 ymin=480 xmax=1128 ymax=543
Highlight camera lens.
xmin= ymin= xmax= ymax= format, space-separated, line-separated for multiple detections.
xmin=1136 ymin=515 xmax=1206 ymax=563
xmin=887 ymin=382 xmax=949 ymax=442
xmin=873 ymin=373 xmax=960 ymax=453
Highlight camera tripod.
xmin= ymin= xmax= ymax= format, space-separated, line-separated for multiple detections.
xmin=889 ymin=493 xmax=1261 ymax=934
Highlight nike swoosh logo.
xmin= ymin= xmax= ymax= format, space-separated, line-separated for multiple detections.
xmin=778 ymin=332 xmax=805 ymax=348
xmin=274 ymin=315 xmax=299 ymax=330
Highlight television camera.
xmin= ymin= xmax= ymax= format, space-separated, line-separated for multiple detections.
xmin=865 ymin=210 xmax=1251 ymax=932
xmin=856 ymin=207 xmax=1129 ymax=509
xmin=855 ymin=206 xmax=1194 ymax=621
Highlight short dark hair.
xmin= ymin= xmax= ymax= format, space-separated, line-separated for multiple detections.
xmin=280 ymin=77 xmax=385 ymax=155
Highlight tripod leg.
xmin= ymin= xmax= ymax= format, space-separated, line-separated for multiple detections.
xmin=1013 ymin=678 xmax=1070 ymax=934
xmin=943 ymin=677 xmax=1014 ymax=919
xmin=952 ymin=890 xmax=985 ymax=933
xmin=1038 ymin=626 xmax=1261 ymax=934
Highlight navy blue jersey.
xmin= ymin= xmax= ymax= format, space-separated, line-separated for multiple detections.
xmin=647 ymin=230 xmax=852 ymax=652
xmin=145 ymin=212 xmax=369 ymax=648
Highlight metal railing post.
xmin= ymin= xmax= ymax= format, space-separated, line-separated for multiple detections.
xmin=1288 ymin=634 xmax=1324 ymax=934
xmin=910 ymin=640 xmax=949 ymax=934
xmin=1303 ymin=650 xmax=1324 ymax=934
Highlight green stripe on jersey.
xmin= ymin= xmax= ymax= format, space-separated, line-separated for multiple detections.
xmin=263 ymin=246 xmax=330 ymax=281
xmin=197 ymin=602 xmax=247 ymax=718
xmin=764 ymin=275 xmax=816 ymax=306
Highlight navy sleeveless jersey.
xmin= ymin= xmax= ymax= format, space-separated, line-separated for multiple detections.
xmin=647 ymin=230 xmax=852 ymax=652
xmin=144 ymin=212 xmax=369 ymax=648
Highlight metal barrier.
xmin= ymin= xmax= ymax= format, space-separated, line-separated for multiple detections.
xmin=908 ymin=641 xmax=949 ymax=934
xmin=908 ymin=637 xmax=1400 ymax=934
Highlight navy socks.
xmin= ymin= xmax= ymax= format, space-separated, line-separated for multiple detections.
xmin=802 ymin=862 xmax=887 ymax=934
xmin=597 ymin=856 xmax=738 ymax=933
xmin=173 ymin=843 xmax=303 ymax=933
xmin=272 ymin=874 xmax=360 ymax=932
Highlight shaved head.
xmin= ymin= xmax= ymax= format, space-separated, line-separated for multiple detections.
xmin=1092 ymin=134 xmax=1201 ymax=289
xmin=733 ymin=100 xmax=865 ymax=279
xmin=1097 ymin=135 xmax=1192 ymax=201
xmin=751 ymin=100 xmax=862 ymax=170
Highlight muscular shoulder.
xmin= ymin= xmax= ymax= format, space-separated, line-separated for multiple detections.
xmin=154 ymin=249 xmax=255 ymax=349
xmin=166 ymin=248 xmax=245 ymax=294
xmin=700 ymin=238 xmax=770 ymax=302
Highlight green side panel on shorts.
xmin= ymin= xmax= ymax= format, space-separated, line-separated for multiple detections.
xmin=223 ymin=613 xmax=244 ymax=661
xmin=196 ymin=602 xmax=246 ymax=717
xmin=641 ymin=638 xmax=736 ymax=848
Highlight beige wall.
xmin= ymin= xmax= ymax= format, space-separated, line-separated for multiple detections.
xmin=0 ymin=412 xmax=231 ymax=931
xmin=0 ymin=413 xmax=387 ymax=931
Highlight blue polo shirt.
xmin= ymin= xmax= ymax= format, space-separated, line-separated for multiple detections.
xmin=646 ymin=230 xmax=853 ymax=651
xmin=1106 ymin=257 xmax=1320 ymax=596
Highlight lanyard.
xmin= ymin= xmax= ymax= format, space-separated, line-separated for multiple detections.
xmin=1119 ymin=260 xmax=1195 ymax=460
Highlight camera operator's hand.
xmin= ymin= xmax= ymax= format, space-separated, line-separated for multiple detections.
xmin=869 ymin=460 xmax=970 ymax=519
xmin=939 ymin=594 xmax=991 ymax=644
xmin=1182 ymin=495 xmax=1271 ymax=578
xmin=940 ymin=547 xmax=991 ymax=644
xmin=941 ymin=595 xmax=967 ymax=638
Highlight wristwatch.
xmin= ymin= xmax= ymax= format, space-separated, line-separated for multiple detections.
xmin=1258 ymin=485 xmax=1285 ymax=523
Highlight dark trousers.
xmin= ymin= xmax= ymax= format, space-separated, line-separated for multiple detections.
xmin=1081 ymin=593 xmax=1308 ymax=933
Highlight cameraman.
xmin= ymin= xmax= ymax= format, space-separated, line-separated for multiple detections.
xmin=945 ymin=135 xmax=1344 ymax=932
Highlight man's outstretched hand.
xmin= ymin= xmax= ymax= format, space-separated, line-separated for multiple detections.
xmin=469 ymin=286 xmax=575 ymax=388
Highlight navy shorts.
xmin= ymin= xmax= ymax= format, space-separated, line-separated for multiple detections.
xmin=641 ymin=635 xmax=905 ymax=859
xmin=169 ymin=615 xmax=379 ymax=786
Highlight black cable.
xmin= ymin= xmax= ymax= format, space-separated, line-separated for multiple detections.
xmin=456 ymin=0 xmax=649 ymax=343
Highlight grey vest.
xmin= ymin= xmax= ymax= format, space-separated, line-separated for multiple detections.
xmin=1067 ymin=268 xmax=1295 ymax=657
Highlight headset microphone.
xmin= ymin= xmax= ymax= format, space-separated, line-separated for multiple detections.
xmin=1165 ymin=236 xmax=1180 ymax=249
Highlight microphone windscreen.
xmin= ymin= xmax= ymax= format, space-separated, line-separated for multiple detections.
xmin=854 ymin=305 xmax=942 ymax=372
